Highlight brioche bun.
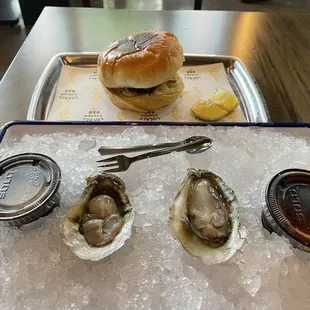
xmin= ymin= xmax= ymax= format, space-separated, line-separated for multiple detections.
xmin=98 ymin=30 xmax=184 ymax=89
xmin=103 ymin=73 xmax=184 ymax=112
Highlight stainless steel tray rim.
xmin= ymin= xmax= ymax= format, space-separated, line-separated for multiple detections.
xmin=2 ymin=119 xmax=310 ymax=145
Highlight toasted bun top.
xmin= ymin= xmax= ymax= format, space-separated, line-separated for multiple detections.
xmin=98 ymin=30 xmax=184 ymax=89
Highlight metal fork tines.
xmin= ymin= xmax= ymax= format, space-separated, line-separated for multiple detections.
xmin=97 ymin=137 xmax=213 ymax=173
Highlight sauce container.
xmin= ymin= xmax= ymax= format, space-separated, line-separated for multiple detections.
xmin=262 ymin=168 xmax=310 ymax=252
xmin=0 ymin=153 xmax=61 ymax=227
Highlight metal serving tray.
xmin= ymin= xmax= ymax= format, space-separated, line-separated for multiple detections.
xmin=0 ymin=119 xmax=310 ymax=310
xmin=3 ymin=121 xmax=310 ymax=143
xmin=27 ymin=53 xmax=271 ymax=122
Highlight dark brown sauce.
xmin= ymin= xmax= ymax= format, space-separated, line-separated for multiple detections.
xmin=125 ymin=86 xmax=157 ymax=95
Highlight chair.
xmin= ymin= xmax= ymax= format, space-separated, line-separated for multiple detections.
xmin=194 ymin=0 xmax=202 ymax=10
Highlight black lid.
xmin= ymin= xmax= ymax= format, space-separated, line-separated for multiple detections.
xmin=0 ymin=153 xmax=61 ymax=227
xmin=265 ymin=168 xmax=310 ymax=247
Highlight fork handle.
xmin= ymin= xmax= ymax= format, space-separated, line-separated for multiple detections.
xmin=98 ymin=141 xmax=181 ymax=155
xmin=130 ymin=137 xmax=212 ymax=163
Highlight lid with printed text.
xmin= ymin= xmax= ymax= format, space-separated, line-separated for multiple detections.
xmin=263 ymin=168 xmax=310 ymax=251
xmin=0 ymin=153 xmax=61 ymax=227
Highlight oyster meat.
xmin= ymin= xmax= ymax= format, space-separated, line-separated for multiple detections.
xmin=60 ymin=173 xmax=133 ymax=261
xmin=169 ymin=168 xmax=245 ymax=265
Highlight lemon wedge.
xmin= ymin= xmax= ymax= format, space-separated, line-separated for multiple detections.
xmin=209 ymin=89 xmax=239 ymax=112
xmin=191 ymin=100 xmax=228 ymax=121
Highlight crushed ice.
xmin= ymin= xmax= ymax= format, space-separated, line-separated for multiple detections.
xmin=0 ymin=126 xmax=309 ymax=309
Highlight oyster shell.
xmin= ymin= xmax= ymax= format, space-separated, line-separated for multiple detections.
xmin=60 ymin=173 xmax=133 ymax=261
xmin=169 ymin=168 xmax=245 ymax=265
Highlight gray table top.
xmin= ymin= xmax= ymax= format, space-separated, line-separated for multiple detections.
xmin=0 ymin=7 xmax=309 ymax=126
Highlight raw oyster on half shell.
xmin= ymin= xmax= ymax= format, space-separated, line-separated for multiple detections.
xmin=169 ymin=168 xmax=245 ymax=265
xmin=60 ymin=173 xmax=133 ymax=261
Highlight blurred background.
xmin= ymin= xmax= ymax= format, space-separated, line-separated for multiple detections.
xmin=0 ymin=0 xmax=309 ymax=80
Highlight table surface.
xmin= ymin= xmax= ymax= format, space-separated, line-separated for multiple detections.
xmin=0 ymin=7 xmax=309 ymax=126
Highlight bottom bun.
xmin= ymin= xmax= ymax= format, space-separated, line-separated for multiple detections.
xmin=103 ymin=74 xmax=184 ymax=112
